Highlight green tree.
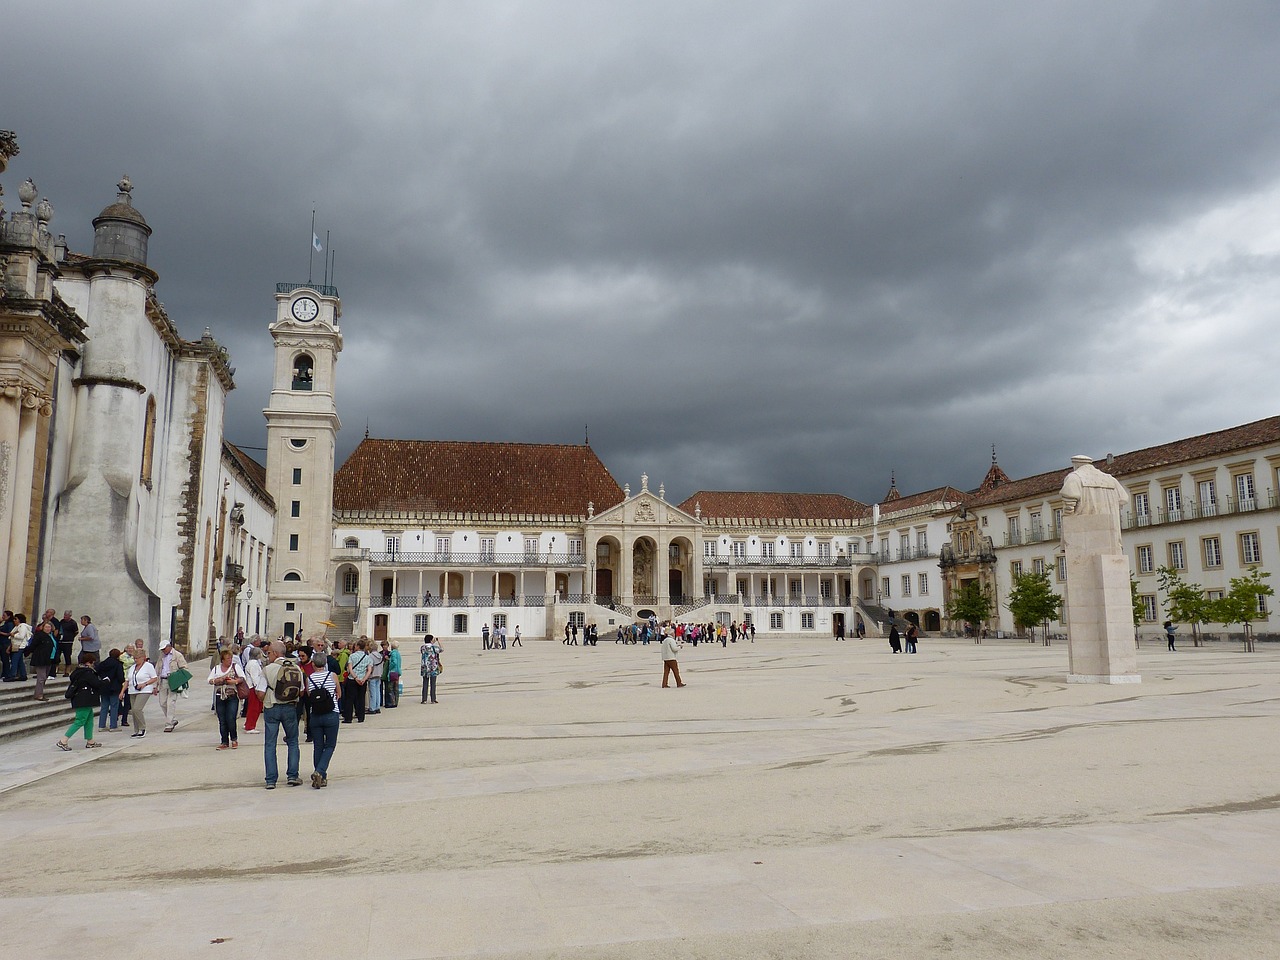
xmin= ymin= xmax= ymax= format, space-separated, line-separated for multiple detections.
xmin=1005 ymin=571 xmax=1063 ymax=643
xmin=947 ymin=580 xmax=993 ymax=643
xmin=1157 ymin=565 xmax=1212 ymax=647
xmin=1130 ymin=578 xmax=1144 ymax=629
xmin=1210 ymin=567 xmax=1274 ymax=653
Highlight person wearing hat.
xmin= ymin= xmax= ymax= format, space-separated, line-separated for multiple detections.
xmin=156 ymin=639 xmax=188 ymax=733
xmin=124 ymin=648 xmax=159 ymax=737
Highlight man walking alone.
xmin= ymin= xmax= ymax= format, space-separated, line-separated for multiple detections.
xmin=660 ymin=628 xmax=685 ymax=689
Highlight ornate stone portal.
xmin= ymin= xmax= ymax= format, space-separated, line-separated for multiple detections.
xmin=1060 ymin=455 xmax=1140 ymax=683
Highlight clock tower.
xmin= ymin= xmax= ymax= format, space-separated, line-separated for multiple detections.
xmin=264 ymin=283 xmax=342 ymax=640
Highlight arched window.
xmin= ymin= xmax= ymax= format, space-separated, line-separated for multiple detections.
xmin=283 ymin=572 xmax=302 ymax=582
xmin=292 ymin=354 xmax=314 ymax=391
xmin=344 ymin=537 xmax=359 ymax=548
xmin=140 ymin=395 xmax=157 ymax=489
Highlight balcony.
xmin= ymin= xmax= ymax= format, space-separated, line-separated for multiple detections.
xmin=702 ymin=554 xmax=854 ymax=569
xmin=366 ymin=551 xmax=587 ymax=567
xmin=1121 ymin=490 xmax=1277 ymax=531
xmin=224 ymin=561 xmax=246 ymax=590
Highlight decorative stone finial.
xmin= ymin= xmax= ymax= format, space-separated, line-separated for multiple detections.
xmin=117 ymin=175 xmax=133 ymax=200
xmin=587 ymin=501 xmax=594 ymax=518
xmin=36 ymin=196 xmax=52 ymax=225
xmin=640 ymin=473 xmax=648 ymax=493
xmin=658 ymin=483 xmax=665 ymax=501
xmin=695 ymin=501 xmax=702 ymax=519
xmin=18 ymin=178 xmax=36 ymax=210
xmin=624 ymin=483 xmax=631 ymax=498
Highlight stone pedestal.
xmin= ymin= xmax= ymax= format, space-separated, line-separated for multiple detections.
xmin=1063 ymin=514 xmax=1140 ymax=683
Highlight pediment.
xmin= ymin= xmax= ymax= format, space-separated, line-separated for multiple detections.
xmin=590 ymin=491 xmax=701 ymax=528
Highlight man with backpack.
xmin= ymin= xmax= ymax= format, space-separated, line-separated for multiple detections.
xmin=260 ymin=641 xmax=304 ymax=789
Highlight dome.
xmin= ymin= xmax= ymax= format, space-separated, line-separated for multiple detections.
xmin=91 ymin=175 xmax=152 ymax=265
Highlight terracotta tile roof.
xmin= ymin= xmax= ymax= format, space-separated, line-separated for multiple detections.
xmin=875 ymin=486 xmax=969 ymax=516
xmin=676 ymin=491 xmax=869 ymax=521
xmin=966 ymin=415 xmax=1280 ymax=508
xmin=223 ymin=441 xmax=274 ymax=509
xmin=334 ymin=439 xmax=624 ymax=516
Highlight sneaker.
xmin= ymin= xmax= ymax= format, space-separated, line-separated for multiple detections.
xmin=231 ymin=741 xmax=238 ymax=749
xmin=287 ymin=777 xmax=302 ymax=787
xmin=130 ymin=731 xmax=144 ymax=738
xmin=164 ymin=721 xmax=178 ymax=732
xmin=320 ymin=775 xmax=328 ymax=788
xmin=86 ymin=741 xmax=102 ymax=749
xmin=310 ymin=772 xmax=323 ymax=789
xmin=265 ymin=782 xmax=276 ymax=790
xmin=56 ymin=741 xmax=72 ymax=752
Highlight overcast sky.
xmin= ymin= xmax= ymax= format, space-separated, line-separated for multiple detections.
xmin=6 ymin=1 xmax=1280 ymax=506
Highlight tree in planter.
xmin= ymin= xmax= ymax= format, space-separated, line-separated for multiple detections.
xmin=1005 ymin=571 xmax=1063 ymax=644
xmin=1157 ymin=565 xmax=1212 ymax=647
xmin=1210 ymin=567 xmax=1274 ymax=653
xmin=947 ymin=580 xmax=993 ymax=643
xmin=1130 ymin=578 xmax=1144 ymax=630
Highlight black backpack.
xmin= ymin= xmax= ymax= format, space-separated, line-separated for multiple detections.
xmin=306 ymin=671 xmax=335 ymax=714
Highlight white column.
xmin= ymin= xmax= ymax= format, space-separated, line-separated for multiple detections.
xmin=0 ymin=388 xmax=23 ymax=596
xmin=5 ymin=395 xmax=41 ymax=608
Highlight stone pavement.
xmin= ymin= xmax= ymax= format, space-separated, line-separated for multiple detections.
xmin=4 ymin=637 xmax=1280 ymax=958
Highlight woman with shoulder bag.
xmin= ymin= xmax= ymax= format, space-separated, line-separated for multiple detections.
xmin=208 ymin=648 xmax=246 ymax=749
xmin=57 ymin=651 xmax=110 ymax=750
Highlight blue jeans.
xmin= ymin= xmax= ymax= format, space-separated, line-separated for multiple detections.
xmin=311 ymin=711 xmax=339 ymax=777
xmin=214 ymin=694 xmax=239 ymax=745
xmin=263 ymin=703 xmax=299 ymax=784
xmin=99 ymin=692 xmax=121 ymax=729
xmin=368 ymin=677 xmax=382 ymax=712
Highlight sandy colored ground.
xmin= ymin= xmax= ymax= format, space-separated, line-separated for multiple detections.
xmin=3 ymin=635 xmax=1280 ymax=958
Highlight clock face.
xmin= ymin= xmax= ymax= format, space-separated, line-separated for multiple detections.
xmin=291 ymin=296 xmax=319 ymax=322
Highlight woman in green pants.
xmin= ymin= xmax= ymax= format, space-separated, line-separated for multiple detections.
xmin=57 ymin=652 xmax=109 ymax=750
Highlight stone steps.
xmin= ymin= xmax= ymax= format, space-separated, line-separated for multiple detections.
xmin=0 ymin=675 xmax=74 ymax=743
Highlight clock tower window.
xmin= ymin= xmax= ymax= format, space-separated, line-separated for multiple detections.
xmin=292 ymin=354 xmax=314 ymax=391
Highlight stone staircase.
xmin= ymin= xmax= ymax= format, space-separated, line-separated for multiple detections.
xmin=0 ymin=674 xmax=73 ymax=743
xmin=326 ymin=604 xmax=357 ymax=644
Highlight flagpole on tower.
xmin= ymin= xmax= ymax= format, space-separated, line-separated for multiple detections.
xmin=323 ymin=231 xmax=331 ymax=286
xmin=308 ymin=209 xmax=316 ymax=283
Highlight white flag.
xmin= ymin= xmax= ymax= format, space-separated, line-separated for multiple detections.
xmin=313 ymin=232 xmax=323 ymax=252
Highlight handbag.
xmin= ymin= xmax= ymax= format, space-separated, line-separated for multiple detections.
xmin=235 ymin=678 xmax=252 ymax=700
xmin=167 ymin=666 xmax=193 ymax=692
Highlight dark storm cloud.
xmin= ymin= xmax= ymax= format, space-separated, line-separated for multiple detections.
xmin=6 ymin=0 xmax=1280 ymax=506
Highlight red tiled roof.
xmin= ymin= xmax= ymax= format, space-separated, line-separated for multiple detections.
xmin=334 ymin=439 xmax=624 ymax=516
xmin=223 ymin=441 xmax=274 ymax=509
xmin=966 ymin=416 xmax=1280 ymax=508
xmin=676 ymin=491 xmax=868 ymax=521
xmin=875 ymin=486 xmax=969 ymax=515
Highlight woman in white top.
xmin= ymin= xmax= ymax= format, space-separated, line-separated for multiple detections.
xmin=124 ymin=651 xmax=159 ymax=738
xmin=208 ymin=649 xmax=247 ymax=749
xmin=242 ymin=646 xmax=266 ymax=734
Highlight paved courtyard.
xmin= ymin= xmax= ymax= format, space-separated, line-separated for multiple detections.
xmin=4 ymin=635 xmax=1280 ymax=958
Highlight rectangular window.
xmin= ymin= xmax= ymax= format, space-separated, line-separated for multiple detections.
xmin=492 ymin=613 xmax=507 ymax=630
xmin=288 ymin=534 xmax=299 ymax=551
xmin=1053 ymin=507 xmax=1064 ymax=536
xmin=1029 ymin=512 xmax=1042 ymax=539
xmin=761 ymin=542 xmax=775 ymax=560
xmin=569 ymin=612 xmax=585 ymax=628
xmin=1202 ymin=537 xmax=1222 ymax=568
xmin=525 ymin=537 xmax=539 ymax=558
xmin=732 ymin=540 xmax=746 ymax=559
xmin=1257 ymin=593 xmax=1269 ymax=616
xmin=918 ymin=573 xmax=929 ymax=595
xmin=1240 ymin=531 xmax=1262 ymax=565
xmin=385 ymin=536 xmax=400 ymax=555
xmin=790 ymin=579 xmax=803 ymax=599
xmin=792 ymin=542 xmax=804 ymax=559
xmin=817 ymin=541 xmax=831 ymax=560
xmin=901 ymin=574 xmax=911 ymax=597
xmin=704 ymin=541 xmax=717 ymax=558
xmin=436 ymin=537 xmax=450 ymax=559
xmin=801 ymin=612 xmax=815 ymax=630
xmin=1132 ymin=493 xmax=1149 ymax=526
xmin=820 ymin=579 xmax=832 ymax=599
xmin=1033 ymin=558 xmax=1046 ymax=575
xmin=480 ymin=537 xmax=495 ymax=559
xmin=1056 ymin=555 xmax=1067 ymax=582
xmin=1007 ymin=515 xmax=1020 ymax=544
xmin=916 ymin=530 xmax=928 ymax=553
xmin=900 ymin=533 xmax=911 ymax=558
xmin=413 ymin=613 xmax=430 ymax=633
xmin=1141 ymin=595 xmax=1158 ymax=622
xmin=1198 ymin=479 xmax=1217 ymax=517
xmin=879 ymin=538 xmax=889 ymax=559
xmin=881 ymin=576 xmax=891 ymax=598
xmin=737 ymin=578 xmax=748 ymax=597
xmin=770 ymin=612 xmax=783 ymax=629
xmin=1168 ymin=541 xmax=1186 ymax=570
xmin=290 ymin=500 xmax=301 ymax=518
xmin=292 ymin=468 xmax=302 ymax=484
xmin=1165 ymin=486 xmax=1182 ymax=522
xmin=1137 ymin=545 xmax=1154 ymax=574
xmin=1011 ymin=560 xmax=1023 ymax=578
xmin=569 ymin=538 xmax=583 ymax=557
xmin=452 ymin=614 xmax=468 ymax=634
xmin=342 ymin=571 xmax=358 ymax=593
xmin=1236 ymin=473 xmax=1257 ymax=511
xmin=1207 ymin=589 xmax=1223 ymax=602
